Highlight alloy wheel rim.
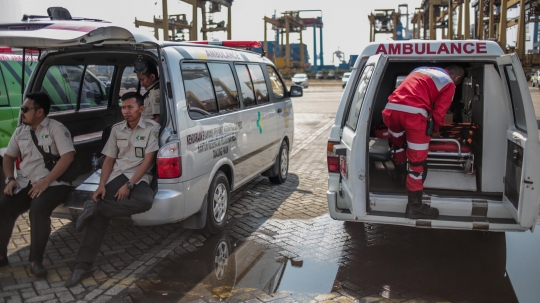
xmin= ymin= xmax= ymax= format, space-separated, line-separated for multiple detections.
xmin=280 ymin=147 xmax=288 ymax=178
xmin=213 ymin=183 xmax=227 ymax=223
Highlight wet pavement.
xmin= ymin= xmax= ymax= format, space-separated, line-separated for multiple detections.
xmin=1 ymin=84 xmax=538 ymax=302
xmin=134 ymin=217 xmax=518 ymax=303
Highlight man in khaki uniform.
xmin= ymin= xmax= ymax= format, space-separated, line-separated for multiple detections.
xmin=137 ymin=62 xmax=161 ymax=122
xmin=1 ymin=92 xmax=75 ymax=277
xmin=66 ymin=92 xmax=160 ymax=287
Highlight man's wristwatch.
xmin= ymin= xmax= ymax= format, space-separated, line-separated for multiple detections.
xmin=126 ymin=181 xmax=135 ymax=190
xmin=5 ymin=177 xmax=15 ymax=185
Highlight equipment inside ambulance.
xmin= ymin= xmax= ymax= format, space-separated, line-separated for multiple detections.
xmin=328 ymin=40 xmax=540 ymax=232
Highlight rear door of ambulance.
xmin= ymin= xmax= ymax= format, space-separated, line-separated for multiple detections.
xmin=497 ymin=54 xmax=540 ymax=230
xmin=338 ymin=54 xmax=388 ymax=220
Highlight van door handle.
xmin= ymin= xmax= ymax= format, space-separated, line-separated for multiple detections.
xmin=277 ymin=108 xmax=282 ymax=114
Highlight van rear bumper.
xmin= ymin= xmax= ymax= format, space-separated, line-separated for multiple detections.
xmin=52 ymin=183 xmax=186 ymax=226
xmin=327 ymin=190 xmax=354 ymax=220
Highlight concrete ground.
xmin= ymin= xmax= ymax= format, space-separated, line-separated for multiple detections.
xmin=0 ymin=84 xmax=538 ymax=303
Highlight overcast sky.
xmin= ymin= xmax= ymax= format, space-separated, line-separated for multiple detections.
xmin=3 ymin=0 xmax=424 ymax=65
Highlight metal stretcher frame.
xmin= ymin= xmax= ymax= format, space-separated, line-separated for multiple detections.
xmin=427 ymin=138 xmax=474 ymax=174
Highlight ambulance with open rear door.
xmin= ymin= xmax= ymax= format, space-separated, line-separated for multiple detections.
xmin=328 ymin=40 xmax=540 ymax=232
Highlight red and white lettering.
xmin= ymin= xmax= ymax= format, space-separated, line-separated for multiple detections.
xmin=389 ymin=44 xmax=401 ymax=54
xmin=463 ymin=43 xmax=475 ymax=54
xmin=403 ymin=43 xmax=413 ymax=54
xmin=376 ymin=44 xmax=387 ymax=54
xmin=476 ymin=42 xmax=487 ymax=54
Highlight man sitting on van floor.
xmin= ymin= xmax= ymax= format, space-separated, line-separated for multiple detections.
xmin=136 ymin=61 xmax=161 ymax=123
xmin=65 ymin=92 xmax=160 ymax=287
xmin=382 ymin=65 xmax=464 ymax=220
xmin=1 ymin=92 xmax=75 ymax=277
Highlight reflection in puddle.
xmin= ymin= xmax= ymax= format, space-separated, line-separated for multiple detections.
xmin=137 ymin=217 xmax=520 ymax=302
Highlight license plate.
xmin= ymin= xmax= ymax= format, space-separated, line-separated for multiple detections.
xmin=340 ymin=156 xmax=348 ymax=179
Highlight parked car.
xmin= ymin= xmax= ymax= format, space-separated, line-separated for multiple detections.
xmin=0 ymin=7 xmax=304 ymax=234
xmin=315 ymin=70 xmax=323 ymax=79
xmin=291 ymin=73 xmax=309 ymax=88
xmin=327 ymin=70 xmax=335 ymax=79
xmin=531 ymin=70 xmax=540 ymax=87
xmin=342 ymin=72 xmax=351 ymax=88
xmin=121 ymin=76 xmax=138 ymax=89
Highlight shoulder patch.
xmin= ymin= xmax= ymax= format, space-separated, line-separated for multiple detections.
xmin=155 ymin=96 xmax=160 ymax=104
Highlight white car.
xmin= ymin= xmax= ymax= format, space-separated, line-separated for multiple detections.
xmin=342 ymin=72 xmax=351 ymax=88
xmin=315 ymin=70 xmax=323 ymax=79
xmin=0 ymin=8 xmax=304 ymax=234
xmin=291 ymin=73 xmax=309 ymax=88
xmin=327 ymin=40 xmax=540 ymax=232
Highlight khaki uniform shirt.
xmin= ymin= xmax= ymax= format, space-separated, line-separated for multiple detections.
xmin=102 ymin=118 xmax=160 ymax=185
xmin=5 ymin=117 xmax=75 ymax=187
xmin=142 ymin=82 xmax=160 ymax=120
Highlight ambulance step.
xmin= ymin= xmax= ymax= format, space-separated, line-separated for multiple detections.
xmin=369 ymin=193 xmax=513 ymax=219
xmin=367 ymin=211 xmax=521 ymax=231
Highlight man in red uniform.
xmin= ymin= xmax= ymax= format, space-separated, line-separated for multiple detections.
xmin=382 ymin=65 xmax=464 ymax=219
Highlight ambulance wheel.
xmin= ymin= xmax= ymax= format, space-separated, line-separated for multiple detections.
xmin=204 ymin=171 xmax=230 ymax=235
xmin=269 ymin=141 xmax=289 ymax=184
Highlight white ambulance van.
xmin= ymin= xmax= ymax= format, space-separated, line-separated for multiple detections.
xmin=0 ymin=8 xmax=301 ymax=234
xmin=328 ymin=40 xmax=540 ymax=232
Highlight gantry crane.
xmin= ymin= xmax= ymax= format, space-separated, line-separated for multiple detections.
xmin=263 ymin=11 xmax=306 ymax=74
xmin=368 ymin=9 xmax=400 ymax=42
xmin=134 ymin=0 xmax=232 ymax=41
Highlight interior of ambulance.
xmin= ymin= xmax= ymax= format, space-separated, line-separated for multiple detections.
xmin=366 ymin=60 xmax=514 ymax=201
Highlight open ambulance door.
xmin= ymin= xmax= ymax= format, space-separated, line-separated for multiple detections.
xmin=339 ymin=54 xmax=388 ymax=220
xmin=497 ymin=54 xmax=540 ymax=230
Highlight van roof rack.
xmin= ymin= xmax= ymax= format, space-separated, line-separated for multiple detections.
xmin=21 ymin=7 xmax=109 ymax=23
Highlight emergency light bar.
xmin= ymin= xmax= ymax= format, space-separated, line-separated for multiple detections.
xmin=0 ymin=47 xmax=12 ymax=53
xmin=186 ymin=40 xmax=262 ymax=50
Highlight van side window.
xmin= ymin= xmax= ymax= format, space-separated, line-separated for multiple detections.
xmin=345 ymin=65 xmax=374 ymax=131
xmin=504 ymin=65 xmax=528 ymax=133
xmin=247 ymin=65 xmax=269 ymax=104
xmin=266 ymin=65 xmax=285 ymax=99
xmin=181 ymin=62 xmax=218 ymax=119
xmin=207 ymin=63 xmax=239 ymax=113
xmin=40 ymin=65 xmax=80 ymax=112
xmin=80 ymin=65 xmax=112 ymax=109
xmin=235 ymin=64 xmax=256 ymax=108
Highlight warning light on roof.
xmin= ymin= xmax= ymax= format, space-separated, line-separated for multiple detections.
xmin=186 ymin=40 xmax=262 ymax=50
xmin=0 ymin=47 xmax=12 ymax=53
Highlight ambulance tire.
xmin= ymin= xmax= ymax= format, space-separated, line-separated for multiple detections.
xmin=204 ymin=171 xmax=230 ymax=235
xmin=269 ymin=141 xmax=289 ymax=184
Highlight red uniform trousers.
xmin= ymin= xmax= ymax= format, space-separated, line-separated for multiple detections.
xmin=382 ymin=109 xmax=431 ymax=191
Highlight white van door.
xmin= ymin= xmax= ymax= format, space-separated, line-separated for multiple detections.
xmin=497 ymin=54 xmax=540 ymax=229
xmin=339 ymin=54 xmax=388 ymax=219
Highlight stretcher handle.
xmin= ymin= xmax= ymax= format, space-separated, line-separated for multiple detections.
xmin=429 ymin=138 xmax=462 ymax=157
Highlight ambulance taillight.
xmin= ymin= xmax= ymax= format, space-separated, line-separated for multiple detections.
xmin=157 ymin=142 xmax=182 ymax=179
xmin=327 ymin=141 xmax=340 ymax=173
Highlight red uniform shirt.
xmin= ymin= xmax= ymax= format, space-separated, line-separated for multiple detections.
xmin=385 ymin=67 xmax=455 ymax=131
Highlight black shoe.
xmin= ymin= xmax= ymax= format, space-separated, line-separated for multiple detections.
xmin=0 ymin=256 xmax=8 ymax=267
xmin=65 ymin=269 xmax=90 ymax=287
xmin=394 ymin=163 xmax=407 ymax=187
xmin=76 ymin=200 xmax=97 ymax=232
xmin=406 ymin=202 xmax=439 ymax=219
xmin=30 ymin=263 xmax=48 ymax=277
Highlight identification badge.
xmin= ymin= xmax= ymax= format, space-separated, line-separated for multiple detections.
xmin=43 ymin=145 xmax=50 ymax=153
xmin=135 ymin=147 xmax=144 ymax=158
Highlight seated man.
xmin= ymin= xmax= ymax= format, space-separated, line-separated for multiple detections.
xmin=65 ymin=92 xmax=160 ymax=287
xmin=1 ymin=92 xmax=75 ymax=277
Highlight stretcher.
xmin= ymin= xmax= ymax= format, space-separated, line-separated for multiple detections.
xmin=371 ymin=123 xmax=476 ymax=174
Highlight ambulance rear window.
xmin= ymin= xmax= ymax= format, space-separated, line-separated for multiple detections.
xmin=345 ymin=65 xmax=374 ymax=131
xmin=503 ymin=65 xmax=528 ymax=133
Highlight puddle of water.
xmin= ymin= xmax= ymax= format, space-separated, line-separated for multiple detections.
xmin=137 ymin=220 xmax=524 ymax=303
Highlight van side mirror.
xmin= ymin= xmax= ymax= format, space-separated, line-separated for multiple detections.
xmin=289 ymin=85 xmax=303 ymax=97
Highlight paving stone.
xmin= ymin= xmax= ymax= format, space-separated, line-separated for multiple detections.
xmin=55 ymin=292 xmax=75 ymax=303
xmin=25 ymin=294 xmax=56 ymax=303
